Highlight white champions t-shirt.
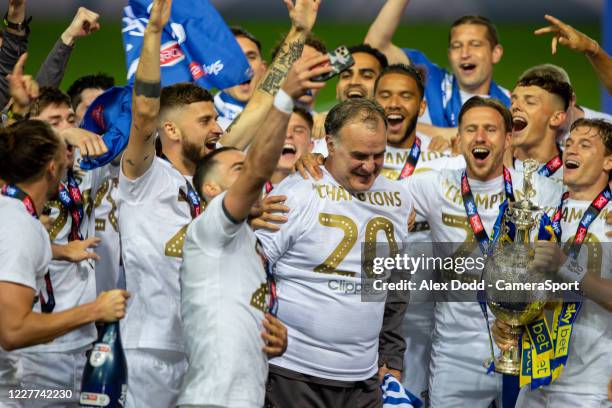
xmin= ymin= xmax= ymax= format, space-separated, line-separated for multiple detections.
xmin=25 ymin=165 xmax=106 ymax=353
xmin=256 ymin=168 xmax=413 ymax=381
xmin=548 ymin=198 xmax=611 ymax=395
xmin=118 ymin=157 xmax=193 ymax=352
xmin=93 ymin=165 xmax=122 ymax=294
xmin=179 ymin=192 xmax=268 ymax=408
xmin=0 ymin=195 xmax=51 ymax=386
xmin=400 ymin=169 xmax=563 ymax=366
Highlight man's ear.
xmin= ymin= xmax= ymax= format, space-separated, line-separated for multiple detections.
xmin=202 ymin=180 xmax=221 ymax=200
xmin=549 ymin=110 xmax=567 ymax=129
xmin=162 ymin=121 xmax=181 ymax=143
xmin=491 ymin=44 xmax=503 ymax=65
xmin=326 ymin=135 xmax=335 ymax=155
xmin=418 ymin=98 xmax=427 ymax=118
xmin=603 ymin=154 xmax=612 ymax=176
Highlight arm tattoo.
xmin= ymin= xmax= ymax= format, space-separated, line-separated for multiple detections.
xmin=134 ymin=79 xmax=161 ymax=98
xmin=258 ymin=39 xmax=304 ymax=96
xmin=225 ymin=111 xmax=243 ymax=133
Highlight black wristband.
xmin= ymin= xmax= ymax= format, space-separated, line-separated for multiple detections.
xmin=134 ymin=79 xmax=161 ymax=98
xmin=3 ymin=12 xmax=31 ymax=34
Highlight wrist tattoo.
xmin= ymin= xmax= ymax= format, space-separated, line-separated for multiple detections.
xmin=134 ymin=79 xmax=161 ymax=98
xmin=259 ymin=39 xmax=304 ymax=96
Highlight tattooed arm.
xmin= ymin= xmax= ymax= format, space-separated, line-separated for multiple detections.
xmin=220 ymin=0 xmax=321 ymax=150
xmin=122 ymin=0 xmax=170 ymax=180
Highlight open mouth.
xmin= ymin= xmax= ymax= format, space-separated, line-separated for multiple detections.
xmin=386 ymin=113 xmax=405 ymax=132
xmin=281 ymin=143 xmax=297 ymax=157
xmin=205 ymin=136 xmax=220 ymax=151
xmin=564 ymin=159 xmax=580 ymax=170
xmin=346 ymin=87 xmax=366 ymax=99
xmin=460 ymin=63 xmax=477 ymax=74
xmin=471 ymin=146 xmax=490 ymax=161
xmin=513 ymin=117 xmax=528 ymax=133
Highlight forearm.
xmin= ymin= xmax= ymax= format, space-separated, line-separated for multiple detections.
xmin=123 ymin=26 xmax=162 ymax=178
xmin=365 ymin=0 xmax=409 ymax=49
xmin=378 ymin=300 xmax=407 ymax=371
xmin=35 ymin=39 xmax=73 ymax=88
xmin=51 ymin=243 xmax=69 ymax=261
xmin=417 ymin=122 xmax=458 ymax=140
xmin=221 ymin=26 xmax=307 ymax=149
xmin=580 ymin=273 xmax=612 ymax=312
xmin=3 ymin=303 xmax=97 ymax=350
xmin=0 ymin=30 xmax=28 ymax=109
xmin=587 ymin=46 xmax=612 ymax=94
xmin=225 ymin=104 xmax=290 ymax=222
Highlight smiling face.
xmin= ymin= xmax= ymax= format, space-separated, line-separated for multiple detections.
xmin=167 ymin=101 xmax=223 ymax=165
xmin=448 ymin=24 xmax=502 ymax=95
xmin=225 ymin=36 xmax=266 ymax=103
xmin=510 ymin=85 xmax=566 ymax=152
xmin=336 ymin=52 xmax=383 ymax=101
xmin=459 ymin=106 xmax=510 ymax=181
xmin=375 ymin=72 xmax=425 ymax=148
xmin=563 ymin=125 xmax=612 ymax=193
xmin=326 ymin=118 xmax=387 ymax=191
xmin=277 ymin=112 xmax=313 ymax=173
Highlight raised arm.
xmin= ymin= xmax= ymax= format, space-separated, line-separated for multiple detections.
xmin=220 ymin=0 xmax=321 ymax=150
xmin=535 ymin=14 xmax=612 ymax=94
xmin=364 ymin=0 xmax=410 ymax=65
xmin=36 ymin=7 xmax=100 ymax=88
xmin=0 ymin=0 xmax=29 ymax=109
xmin=122 ymin=0 xmax=169 ymax=180
xmin=223 ymin=54 xmax=330 ymax=222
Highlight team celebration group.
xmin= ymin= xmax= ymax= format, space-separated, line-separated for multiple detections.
xmin=0 ymin=0 xmax=611 ymax=406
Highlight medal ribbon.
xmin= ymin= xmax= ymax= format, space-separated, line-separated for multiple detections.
xmin=397 ymin=137 xmax=422 ymax=180
xmin=160 ymin=154 xmax=202 ymax=219
xmin=2 ymin=184 xmax=55 ymax=313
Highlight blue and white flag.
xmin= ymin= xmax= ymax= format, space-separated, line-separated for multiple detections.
xmin=381 ymin=374 xmax=423 ymax=408
xmin=122 ymin=0 xmax=253 ymax=90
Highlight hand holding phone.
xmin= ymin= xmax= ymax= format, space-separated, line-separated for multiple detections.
xmin=311 ymin=45 xmax=355 ymax=82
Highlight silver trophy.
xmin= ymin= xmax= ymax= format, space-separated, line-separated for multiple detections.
xmin=482 ymin=160 xmax=549 ymax=375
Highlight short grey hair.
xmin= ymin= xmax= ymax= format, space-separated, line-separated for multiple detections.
xmin=324 ymin=98 xmax=387 ymax=142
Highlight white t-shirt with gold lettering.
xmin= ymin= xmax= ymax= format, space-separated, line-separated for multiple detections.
xmin=118 ymin=157 xmax=193 ymax=353
xmin=256 ymin=167 xmax=413 ymax=381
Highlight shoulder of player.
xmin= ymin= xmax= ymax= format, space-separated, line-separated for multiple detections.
xmin=274 ymin=171 xmax=323 ymax=199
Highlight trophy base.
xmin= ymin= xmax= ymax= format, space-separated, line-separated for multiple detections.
xmin=485 ymin=346 xmax=520 ymax=376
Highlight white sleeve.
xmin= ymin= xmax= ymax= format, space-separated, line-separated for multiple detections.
xmin=188 ymin=192 xmax=243 ymax=254
xmin=400 ymin=171 xmax=440 ymax=222
xmin=255 ymin=179 xmax=313 ymax=265
xmin=0 ymin=221 xmax=49 ymax=290
xmin=118 ymin=157 xmax=168 ymax=204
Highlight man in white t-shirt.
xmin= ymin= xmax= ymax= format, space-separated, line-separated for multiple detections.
xmin=118 ymin=0 xmax=324 ymax=405
xmin=509 ymin=73 xmax=573 ymax=182
xmin=0 ymin=120 xmax=128 ymax=407
xmin=178 ymin=51 xmax=330 ymax=407
xmin=400 ymin=97 xmax=563 ymax=407
xmin=494 ymin=118 xmax=612 ymax=407
xmin=256 ymin=98 xmax=414 ymax=407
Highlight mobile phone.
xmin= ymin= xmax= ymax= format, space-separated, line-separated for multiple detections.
xmin=312 ymin=45 xmax=355 ymax=82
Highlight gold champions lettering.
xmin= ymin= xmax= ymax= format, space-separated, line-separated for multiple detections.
xmin=442 ymin=181 xmax=558 ymax=213
xmin=312 ymin=183 xmax=402 ymax=207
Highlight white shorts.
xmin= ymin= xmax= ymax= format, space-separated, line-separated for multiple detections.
xmin=17 ymin=348 xmax=88 ymax=408
xmin=428 ymin=335 xmax=501 ymax=408
xmin=124 ymin=349 xmax=187 ymax=408
xmin=401 ymin=302 xmax=434 ymax=405
xmin=517 ymin=386 xmax=612 ymax=408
